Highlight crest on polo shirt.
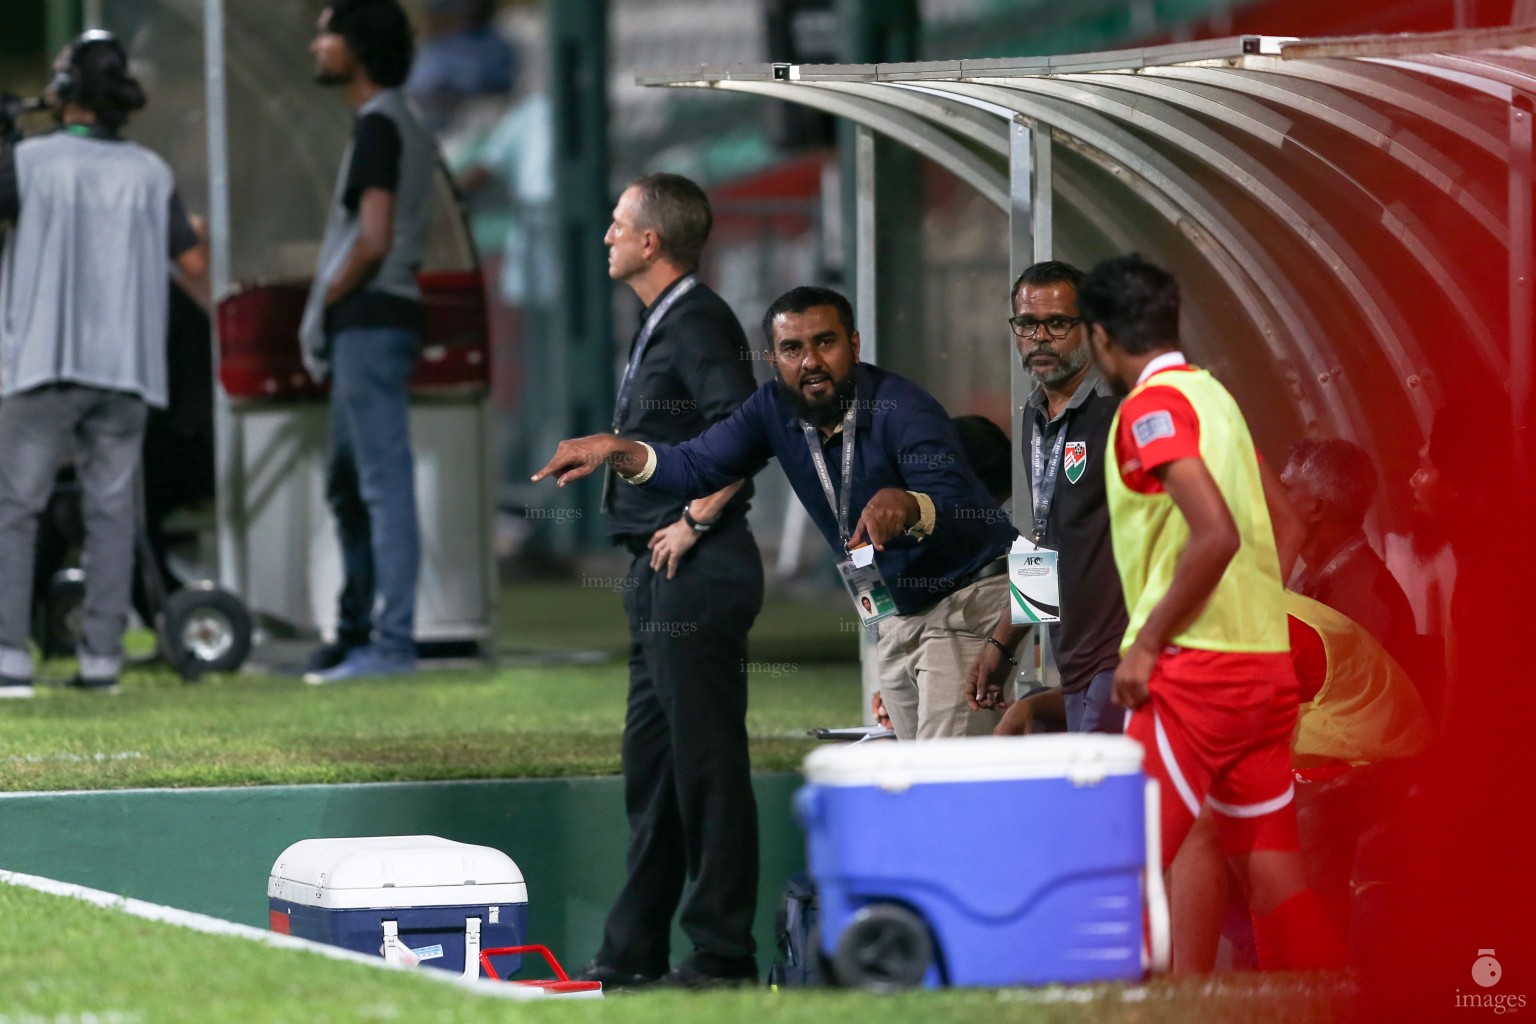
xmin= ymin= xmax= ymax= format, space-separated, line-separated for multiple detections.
xmin=1132 ymin=410 xmax=1176 ymax=447
xmin=1063 ymin=441 xmax=1087 ymax=484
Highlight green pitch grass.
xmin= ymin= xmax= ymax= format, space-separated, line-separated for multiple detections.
xmin=0 ymin=581 xmax=864 ymax=792
xmin=0 ymin=882 xmax=1352 ymax=1024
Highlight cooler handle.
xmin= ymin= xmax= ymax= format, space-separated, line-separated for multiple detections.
xmin=479 ymin=944 xmax=568 ymax=983
xmin=462 ymin=917 xmax=482 ymax=980
xmin=381 ymin=919 xmax=402 ymax=967
xmin=1143 ymin=778 xmax=1171 ymax=974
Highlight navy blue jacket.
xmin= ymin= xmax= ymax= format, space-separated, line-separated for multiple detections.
xmin=643 ymin=363 xmax=1017 ymax=615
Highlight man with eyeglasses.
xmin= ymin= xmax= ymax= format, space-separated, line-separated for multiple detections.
xmin=966 ymin=260 xmax=1129 ymax=734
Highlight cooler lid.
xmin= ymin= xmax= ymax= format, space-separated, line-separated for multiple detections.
xmin=803 ymin=734 xmax=1144 ymax=789
xmin=267 ymin=836 xmax=527 ymax=909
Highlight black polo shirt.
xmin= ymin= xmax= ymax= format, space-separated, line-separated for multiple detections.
xmin=607 ymin=275 xmax=758 ymax=540
xmin=1023 ymin=368 xmax=1128 ymax=694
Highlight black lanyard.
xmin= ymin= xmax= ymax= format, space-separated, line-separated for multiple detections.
xmin=1030 ymin=411 xmax=1068 ymax=541
xmin=802 ymin=405 xmax=859 ymax=550
xmin=611 ymin=274 xmax=697 ymax=430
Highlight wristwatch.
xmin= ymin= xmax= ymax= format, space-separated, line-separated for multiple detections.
xmin=682 ymin=507 xmax=713 ymax=533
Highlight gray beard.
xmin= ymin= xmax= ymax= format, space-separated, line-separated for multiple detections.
xmin=1025 ymin=342 xmax=1091 ymax=387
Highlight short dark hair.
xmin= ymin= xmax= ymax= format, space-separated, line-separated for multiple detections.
xmin=628 ymin=173 xmax=712 ymax=271
xmin=761 ymin=286 xmax=855 ymax=343
xmin=328 ymin=0 xmax=415 ymax=88
xmin=71 ymin=36 xmax=146 ymax=130
xmin=1284 ymin=439 xmax=1377 ymax=530
xmin=1011 ymin=260 xmax=1083 ymax=303
xmin=1077 ymin=253 xmax=1181 ymax=354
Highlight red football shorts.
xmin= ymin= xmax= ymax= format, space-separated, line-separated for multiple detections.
xmin=1126 ymin=647 xmax=1301 ymax=865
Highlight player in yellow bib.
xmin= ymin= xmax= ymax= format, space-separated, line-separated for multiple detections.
xmin=1079 ymin=254 xmax=1345 ymax=973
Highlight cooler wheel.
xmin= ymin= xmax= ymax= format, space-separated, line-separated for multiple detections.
xmin=831 ymin=903 xmax=934 ymax=992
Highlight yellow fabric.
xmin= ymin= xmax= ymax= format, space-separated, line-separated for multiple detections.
xmin=1288 ymin=592 xmax=1433 ymax=767
xmin=1106 ymin=367 xmax=1288 ymax=654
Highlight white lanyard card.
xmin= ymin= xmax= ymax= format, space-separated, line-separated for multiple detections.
xmin=839 ymin=543 xmax=897 ymax=624
xmin=1009 ymin=535 xmax=1061 ymax=624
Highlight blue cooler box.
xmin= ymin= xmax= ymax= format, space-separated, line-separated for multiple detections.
xmin=797 ymin=735 xmax=1168 ymax=989
xmin=268 ymin=836 xmax=528 ymax=979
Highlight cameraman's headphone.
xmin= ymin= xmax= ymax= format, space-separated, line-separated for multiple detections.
xmin=50 ymin=29 xmax=127 ymax=104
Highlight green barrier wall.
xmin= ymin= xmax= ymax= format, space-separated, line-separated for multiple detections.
xmin=0 ymin=773 xmax=807 ymax=971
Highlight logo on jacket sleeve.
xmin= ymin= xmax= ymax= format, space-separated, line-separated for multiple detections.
xmin=1063 ymin=441 xmax=1088 ymax=484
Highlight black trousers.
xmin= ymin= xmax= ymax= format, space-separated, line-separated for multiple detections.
xmin=597 ymin=520 xmax=765 ymax=975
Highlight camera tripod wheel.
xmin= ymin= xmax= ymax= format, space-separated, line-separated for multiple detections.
xmin=33 ymin=569 xmax=87 ymax=659
xmin=160 ymin=585 xmax=253 ymax=679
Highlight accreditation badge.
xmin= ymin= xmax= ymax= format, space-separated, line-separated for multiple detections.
xmin=1009 ymin=541 xmax=1061 ymax=624
xmin=839 ymin=544 xmax=897 ymax=625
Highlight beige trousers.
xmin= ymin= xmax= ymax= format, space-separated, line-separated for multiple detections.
xmin=876 ymin=574 xmax=1006 ymax=740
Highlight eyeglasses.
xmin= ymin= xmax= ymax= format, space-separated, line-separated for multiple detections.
xmin=1009 ymin=315 xmax=1082 ymax=339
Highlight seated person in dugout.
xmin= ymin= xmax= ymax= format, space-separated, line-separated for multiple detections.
xmin=1168 ymin=590 xmax=1433 ymax=973
xmin=534 ymin=285 xmax=1017 ymax=740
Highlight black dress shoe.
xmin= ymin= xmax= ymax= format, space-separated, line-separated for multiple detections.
xmin=65 ymin=675 xmax=119 ymax=694
xmin=572 ymin=959 xmax=662 ymax=991
xmin=657 ymin=957 xmax=759 ymax=990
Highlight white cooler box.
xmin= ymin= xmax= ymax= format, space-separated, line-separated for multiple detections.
xmin=268 ymin=836 xmax=527 ymax=979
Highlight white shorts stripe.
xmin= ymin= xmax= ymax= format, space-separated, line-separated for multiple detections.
xmin=1153 ymin=711 xmax=1202 ymax=818
xmin=1208 ymin=783 xmax=1295 ymax=819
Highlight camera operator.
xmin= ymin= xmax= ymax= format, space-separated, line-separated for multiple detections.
xmin=0 ymin=31 xmax=208 ymax=698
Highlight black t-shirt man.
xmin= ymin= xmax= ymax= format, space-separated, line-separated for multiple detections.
xmin=324 ymin=111 xmax=422 ymax=334
xmin=1022 ymin=367 xmax=1127 ymax=695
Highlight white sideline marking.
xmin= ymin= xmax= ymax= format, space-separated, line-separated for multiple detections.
xmin=7 ymin=751 xmax=145 ymax=765
xmin=0 ymin=870 xmax=540 ymax=1001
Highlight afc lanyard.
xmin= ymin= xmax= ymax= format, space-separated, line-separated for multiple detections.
xmin=610 ymin=273 xmax=698 ymax=432
xmin=1030 ymin=414 xmax=1067 ymax=543
xmin=803 ymin=405 xmax=859 ymax=550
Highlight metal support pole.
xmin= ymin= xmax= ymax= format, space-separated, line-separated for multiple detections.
xmin=1008 ymin=117 xmax=1052 ymax=527
xmin=854 ymin=124 xmax=878 ymax=363
xmin=836 ymin=0 xmax=919 ymax=725
xmin=545 ymin=0 xmax=613 ymax=552
xmin=852 ymin=123 xmax=881 ymax=721
xmin=1007 ymin=116 xmax=1054 ymax=692
xmin=1510 ymin=95 xmax=1533 ymax=504
xmin=204 ymin=0 xmax=244 ymax=596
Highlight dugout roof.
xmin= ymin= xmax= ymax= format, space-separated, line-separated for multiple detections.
xmin=640 ymin=26 xmax=1535 ymax=518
